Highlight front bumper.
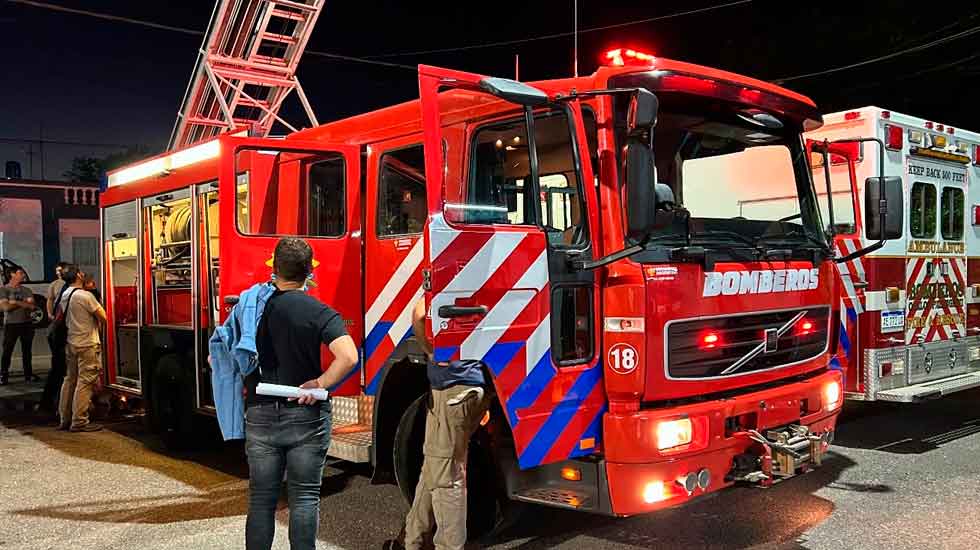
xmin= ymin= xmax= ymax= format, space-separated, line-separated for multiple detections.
xmin=603 ymin=369 xmax=842 ymax=516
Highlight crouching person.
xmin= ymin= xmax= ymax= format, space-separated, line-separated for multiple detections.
xmin=209 ymin=237 xmax=357 ymax=550
xmin=403 ymin=298 xmax=491 ymax=550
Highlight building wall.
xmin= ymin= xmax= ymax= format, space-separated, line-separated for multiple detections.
xmin=0 ymin=179 xmax=100 ymax=282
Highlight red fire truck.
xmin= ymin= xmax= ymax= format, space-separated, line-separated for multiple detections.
xmin=806 ymin=107 xmax=980 ymax=402
xmin=100 ymin=52 xmax=899 ymax=523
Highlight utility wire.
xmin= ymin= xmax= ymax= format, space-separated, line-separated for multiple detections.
xmin=6 ymin=0 xmax=416 ymax=70
xmin=774 ymin=24 xmax=980 ymax=83
xmin=364 ymin=0 xmax=753 ymax=58
xmin=0 ymin=137 xmax=131 ymax=148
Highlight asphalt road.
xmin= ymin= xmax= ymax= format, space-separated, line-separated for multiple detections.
xmin=1 ymin=386 xmax=979 ymax=550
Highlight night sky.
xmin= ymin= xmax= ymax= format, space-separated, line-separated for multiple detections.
xmin=2 ymin=0 xmax=978 ymax=180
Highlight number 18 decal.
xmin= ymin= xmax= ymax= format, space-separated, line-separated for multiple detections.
xmin=608 ymin=343 xmax=639 ymax=375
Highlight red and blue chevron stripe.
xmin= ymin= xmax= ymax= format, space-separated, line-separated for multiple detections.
xmin=363 ymin=238 xmax=425 ymax=395
xmin=427 ymin=215 xmax=606 ymax=470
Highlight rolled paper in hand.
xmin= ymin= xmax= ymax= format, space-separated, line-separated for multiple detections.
xmin=256 ymin=382 xmax=329 ymax=401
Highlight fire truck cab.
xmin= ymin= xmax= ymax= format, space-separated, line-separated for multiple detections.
xmin=807 ymin=107 xmax=980 ymax=402
xmin=101 ymin=56 xmax=881 ymax=523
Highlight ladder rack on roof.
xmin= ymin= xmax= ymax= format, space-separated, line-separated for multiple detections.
xmin=168 ymin=0 xmax=325 ymax=150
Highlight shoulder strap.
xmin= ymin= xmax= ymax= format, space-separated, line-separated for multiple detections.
xmin=52 ymin=286 xmax=69 ymax=312
xmin=59 ymin=288 xmax=78 ymax=317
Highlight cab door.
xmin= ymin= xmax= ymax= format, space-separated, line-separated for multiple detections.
xmin=809 ymin=140 xmax=866 ymax=390
xmin=419 ymin=66 xmax=604 ymax=469
xmin=218 ymin=136 xmax=362 ymax=395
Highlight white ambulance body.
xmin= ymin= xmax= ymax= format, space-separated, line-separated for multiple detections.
xmin=807 ymin=106 xmax=980 ymax=401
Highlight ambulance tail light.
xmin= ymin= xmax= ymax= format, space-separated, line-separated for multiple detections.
xmin=974 ymin=144 xmax=980 ymax=166
xmin=885 ymin=124 xmax=903 ymax=150
xmin=972 ymin=205 xmax=980 ymax=227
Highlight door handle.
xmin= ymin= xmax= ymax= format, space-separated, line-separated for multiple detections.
xmin=438 ymin=305 xmax=488 ymax=318
xmin=223 ymin=295 xmax=240 ymax=305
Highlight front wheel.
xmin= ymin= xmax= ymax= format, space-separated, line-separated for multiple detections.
xmin=392 ymin=394 xmax=505 ymax=540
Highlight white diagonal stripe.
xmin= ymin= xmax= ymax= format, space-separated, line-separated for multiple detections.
xmin=460 ymin=289 xmax=537 ymax=360
xmin=514 ymin=249 xmax=549 ymax=291
xmin=525 ymin=314 xmax=551 ymax=375
xmin=441 ymin=232 xmax=526 ymax=295
xmin=387 ymin=285 xmax=424 ymax=346
xmin=458 ymin=248 xmax=549 ymax=360
xmin=429 ymin=214 xmax=460 ymax=262
xmin=840 ymin=239 xmax=867 ymax=281
xmin=365 ymin=238 xmax=423 ymax=334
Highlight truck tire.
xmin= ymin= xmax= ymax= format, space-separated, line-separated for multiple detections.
xmin=149 ymin=354 xmax=198 ymax=451
xmin=393 ymin=394 xmax=504 ymax=540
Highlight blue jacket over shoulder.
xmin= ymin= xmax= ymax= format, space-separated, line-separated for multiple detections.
xmin=209 ymin=282 xmax=275 ymax=440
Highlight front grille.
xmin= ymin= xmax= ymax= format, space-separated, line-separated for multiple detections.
xmin=667 ymin=307 xmax=830 ymax=379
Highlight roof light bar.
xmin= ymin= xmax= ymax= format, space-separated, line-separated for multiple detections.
xmin=107 ymin=133 xmax=238 ymax=188
xmin=604 ymin=48 xmax=655 ymax=67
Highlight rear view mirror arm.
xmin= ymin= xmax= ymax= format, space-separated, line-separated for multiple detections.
xmin=830 ymin=137 xmax=889 ymax=262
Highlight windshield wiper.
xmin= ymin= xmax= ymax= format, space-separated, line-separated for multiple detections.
xmin=756 ymin=229 xmax=831 ymax=254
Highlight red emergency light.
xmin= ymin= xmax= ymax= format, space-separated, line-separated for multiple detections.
xmin=974 ymin=144 xmax=980 ymax=166
xmin=604 ymin=48 xmax=655 ymax=67
xmin=884 ymin=124 xmax=903 ymax=150
xmin=972 ymin=205 xmax=980 ymax=226
xmin=700 ymin=331 xmax=721 ymax=349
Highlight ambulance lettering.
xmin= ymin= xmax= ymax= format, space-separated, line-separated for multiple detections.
xmin=703 ymin=268 xmax=819 ymax=297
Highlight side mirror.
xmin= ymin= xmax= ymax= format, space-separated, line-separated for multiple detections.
xmin=479 ymin=77 xmax=549 ymax=107
xmin=865 ymin=176 xmax=903 ymax=240
xmin=625 ymin=144 xmax=675 ymax=240
xmin=628 ymin=89 xmax=658 ymax=134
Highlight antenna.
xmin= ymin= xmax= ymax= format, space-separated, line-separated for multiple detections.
xmin=573 ymin=0 xmax=579 ymax=77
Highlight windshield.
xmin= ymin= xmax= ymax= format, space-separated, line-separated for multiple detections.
xmin=613 ymin=86 xmax=826 ymax=255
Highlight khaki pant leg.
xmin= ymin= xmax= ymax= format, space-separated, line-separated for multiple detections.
xmin=424 ymin=386 xmax=492 ymax=550
xmin=70 ymin=345 xmax=101 ymax=429
xmin=428 ymin=456 xmax=466 ymax=550
xmin=404 ymin=473 xmax=435 ymax=550
xmin=58 ymin=345 xmax=80 ymax=427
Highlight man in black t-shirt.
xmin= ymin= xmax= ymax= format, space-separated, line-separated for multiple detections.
xmin=243 ymin=238 xmax=358 ymax=550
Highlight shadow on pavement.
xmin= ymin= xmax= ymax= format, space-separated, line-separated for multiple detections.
xmin=482 ymin=452 xmax=858 ymax=550
xmin=1 ymin=403 xmax=364 ymax=526
xmin=832 ymin=388 xmax=980 ymax=454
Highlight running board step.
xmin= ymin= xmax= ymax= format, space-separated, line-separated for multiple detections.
xmin=328 ymin=396 xmax=374 ymax=463
xmin=876 ymin=372 xmax=980 ymax=402
xmin=512 ymin=487 xmax=592 ymax=510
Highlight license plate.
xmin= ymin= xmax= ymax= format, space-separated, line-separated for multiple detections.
xmin=880 ymin=310 xmax=904 ymax=333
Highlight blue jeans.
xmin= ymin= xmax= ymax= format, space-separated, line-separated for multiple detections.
xmin=245 ymin=400 xmax=331 ymax=550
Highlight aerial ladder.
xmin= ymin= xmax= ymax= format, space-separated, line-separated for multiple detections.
xmin=169 ymin=0 xmax=325 ymax=149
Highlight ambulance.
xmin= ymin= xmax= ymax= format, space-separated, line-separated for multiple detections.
xmin=807 ymin=107 xmax=980 ymax=401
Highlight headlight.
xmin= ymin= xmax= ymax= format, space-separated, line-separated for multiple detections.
xmin=656 ymin=417 xmax=693 ymax=450
xmin=968 ymin=347 xmax=980 ymax=362
xmin=824 ymin=380 xmax=842 ymax=411
xmin=643 ymin=481 xmax=667 ymax=503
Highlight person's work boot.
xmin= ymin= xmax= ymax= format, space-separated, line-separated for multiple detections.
xmin=26 ymin=374 xmax=41 ymax=382
xmin=70 ymin=424 xmax=103 ymax=433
